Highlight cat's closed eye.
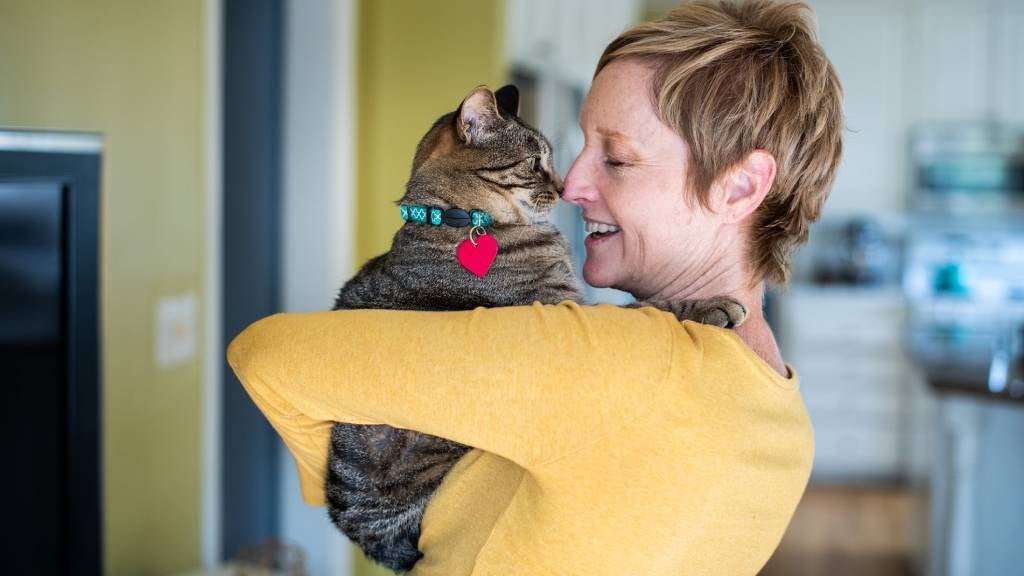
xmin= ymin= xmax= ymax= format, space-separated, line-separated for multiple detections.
xmin=528 ymin=156 xmax=542 ymax=172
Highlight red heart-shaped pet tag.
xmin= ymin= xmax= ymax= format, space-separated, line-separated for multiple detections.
xmin=456 ymin=233 xmax=498 ymax=277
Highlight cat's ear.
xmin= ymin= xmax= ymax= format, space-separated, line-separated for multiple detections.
xmin=494 ymin=84 xmax=520 ymax=117
xmin=457 ymin=86 xmax=501 ymax=145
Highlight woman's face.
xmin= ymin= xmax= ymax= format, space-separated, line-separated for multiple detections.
xmin=562 ymin=59 xmax=727 ymax=300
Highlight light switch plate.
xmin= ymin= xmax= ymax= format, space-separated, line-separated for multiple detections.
xmin=156 ymin=292 xmax=197 ymax=368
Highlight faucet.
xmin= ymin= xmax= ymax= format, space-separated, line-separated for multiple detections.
xmin=990 ymin=323 xmax=1024 ymax=398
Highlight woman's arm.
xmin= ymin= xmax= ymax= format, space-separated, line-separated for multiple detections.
xmin=227 ymin=301 xmax=686 ymax=502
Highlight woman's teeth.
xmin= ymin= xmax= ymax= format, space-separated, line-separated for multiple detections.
xmin=585 ymin=221 xmax=621 ymax=235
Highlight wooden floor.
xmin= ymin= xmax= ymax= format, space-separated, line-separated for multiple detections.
xmin=759 ymin=484 xmax=928 ymax=576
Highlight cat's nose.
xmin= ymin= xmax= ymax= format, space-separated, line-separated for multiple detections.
xmin=552 ymin=171 xmax=565 ymax=197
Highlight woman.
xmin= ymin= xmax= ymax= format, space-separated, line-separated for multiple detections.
xmin=228 ymin=0 xmax=843 ymax=574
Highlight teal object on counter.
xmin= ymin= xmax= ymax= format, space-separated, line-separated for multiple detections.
xmin=934 ymin=262 xmax=969 ymax=295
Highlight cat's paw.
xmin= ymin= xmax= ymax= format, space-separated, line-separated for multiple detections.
xmin=691 ymin=296 xmax=748 ymax=329
xmin=629 ymin=297 xmax=748 ymax=329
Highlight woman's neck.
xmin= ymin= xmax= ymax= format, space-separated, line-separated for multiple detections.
xmin=646 ymin=273 xmax=788 ymax=378
xmin=732 ymin=307 xmax=788 ymax=378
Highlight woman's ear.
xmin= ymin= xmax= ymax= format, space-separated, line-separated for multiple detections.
xmin=717 ymin=150 xmax=776 ymax=223
xmin=457 ymin=86 xmax=501 ymax=145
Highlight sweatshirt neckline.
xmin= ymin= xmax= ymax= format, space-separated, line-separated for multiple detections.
xmin=716 ymin=325 xmax=799 ymax=391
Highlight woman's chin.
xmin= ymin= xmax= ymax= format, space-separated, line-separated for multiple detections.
xmin=582 ymin=230 xmax=625 ymax=288
xmin=582 ymin=259 xmax=615 ymax=289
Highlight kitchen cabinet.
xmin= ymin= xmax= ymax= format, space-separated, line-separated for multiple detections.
xmin=807 ymin=0 xmax=1024 ymax=216
xmin=991 ymin=2 xmax=1024 ymax=124
xmin=810 ymin=0 xmax=910 ymax=216
xmin=904 ymin=1 xmax=992 ymax=124
xmin=776 ymin=287 xmax=932 ymax=482
xmin=929 ymin=396 xmax=1024 ymax=576
xmin=904 ymin=0 xmax=1024 ymax=125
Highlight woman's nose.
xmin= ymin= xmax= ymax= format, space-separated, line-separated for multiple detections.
xmin=561 ymin=158 xmax=594 ymax=205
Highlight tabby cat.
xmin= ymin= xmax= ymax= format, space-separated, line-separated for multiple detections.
xmin=325 ymin=85 xmax=747 ymax=572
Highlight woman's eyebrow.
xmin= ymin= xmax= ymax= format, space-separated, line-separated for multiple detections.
xmin=596 ymin=129 xmax=643 ymax=156
xmin=578 ymin=118 xmax=633 ymax=142
xmin=577 ymin=115 xmax=630 ymax=139
xmin=596 ymin=127 xmax=633 ymax=142
xmin=578 ymin=122 xmax=642 ymax=153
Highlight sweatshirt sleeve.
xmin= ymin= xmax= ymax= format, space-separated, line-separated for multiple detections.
xmin=226 ymin=301 xmax=685 ymax=505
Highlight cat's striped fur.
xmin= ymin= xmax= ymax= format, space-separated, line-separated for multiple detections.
xmin=325 ymin=85 xmax=747 ymax=573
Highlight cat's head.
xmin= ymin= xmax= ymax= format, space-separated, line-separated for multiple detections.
xmin=404 ymin=85 xmax=563 ymax=225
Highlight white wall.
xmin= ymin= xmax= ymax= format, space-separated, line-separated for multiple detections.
xmin=507 ymin=0 xmax=641 ymax=87
xmin=281 ymin=0 xmax=357 ymax=313
xmin=279 ymin=0 xmax=357 ymax=574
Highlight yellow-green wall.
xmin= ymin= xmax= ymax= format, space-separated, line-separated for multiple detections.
xmin=0 ymin=1 xmax=206 ymax=574
xmin=354 ymin=1 xmax=505 ymax=573
xmin=356 ymin=0 xmax=507 ymax=265
xmin=1 ymin=0 xmax=506 ymax=572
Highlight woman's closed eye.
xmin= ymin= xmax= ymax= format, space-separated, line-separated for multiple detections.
xmin=604 ymin=156 xmax=629 ymax=170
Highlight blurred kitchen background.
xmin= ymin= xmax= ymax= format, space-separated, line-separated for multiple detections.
xmin=1 ymin=0 xmax=1022 ymax=575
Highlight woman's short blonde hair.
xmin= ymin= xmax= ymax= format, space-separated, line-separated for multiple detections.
xmin=596 ymin=0 xmax=843 ymax=286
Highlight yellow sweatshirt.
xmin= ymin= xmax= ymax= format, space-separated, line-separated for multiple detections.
xmin=227 ymin=301 xmax=813 ymax=576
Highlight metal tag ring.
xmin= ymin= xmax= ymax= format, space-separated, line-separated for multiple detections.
xmin=469 ymin=225 xmax=487 ymax=246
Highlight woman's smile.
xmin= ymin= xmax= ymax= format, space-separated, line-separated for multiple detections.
xmin=584 ymin=228 xmax=620 ymax=245
xmin=584 ymin=218 xmax=621 ymax=244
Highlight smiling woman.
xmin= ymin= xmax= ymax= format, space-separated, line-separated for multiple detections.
xmin=572 ymin=61 xmax=789 ymax=374
xmin=565 ymin=57 xmax=792 ymax=372
xmin=562 ymin=0 xmax=842 ymax=376
xmin=229 ymin=1 xmax=843 ymax=574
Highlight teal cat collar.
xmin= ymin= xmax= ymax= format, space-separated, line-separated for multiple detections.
xmin=400 ymin=204 xmax=493 ymax=228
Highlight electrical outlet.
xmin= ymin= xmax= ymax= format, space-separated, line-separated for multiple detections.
xmin=156 ymin=292 xmax=197 ymax=368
